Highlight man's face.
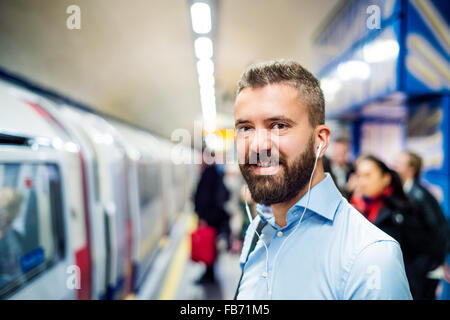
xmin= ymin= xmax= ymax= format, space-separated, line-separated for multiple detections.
xmin=234 ymin=83 xmax=316 ymax=206
xmin=393 ymin=152 xmax=412 ymax=184
xmin=332 ymin=142 xmax=349 ymax=167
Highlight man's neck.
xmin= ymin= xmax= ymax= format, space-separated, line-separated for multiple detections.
xmin=271 ymin=166 xmax=326 ymax=228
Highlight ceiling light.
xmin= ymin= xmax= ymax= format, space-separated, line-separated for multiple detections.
xmin=194 ymin=37 xmax=213 ymax=59
xmin=200 ymin=85 xmax=215 ymax=101
xmin=190 ymin=2 xmax=212 ymax=34
xmin=203 ymin=116 xmax=217 ymax=134
xmin=197 ymin=58 xmax=214 ymax=76
xmin=198 ymin=73 xmax=215 ymax=88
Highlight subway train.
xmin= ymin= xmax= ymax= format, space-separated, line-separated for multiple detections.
xmin=0 ymin=78 xmax=200 ymax=300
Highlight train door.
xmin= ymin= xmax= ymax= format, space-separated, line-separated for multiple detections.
xmin=56 ymin=106 xmax=109 ymax=299
xmin=75 ymin=114 xmax=131 ymax=299
xmin=112 ymin=123 xmax=166 ymax=291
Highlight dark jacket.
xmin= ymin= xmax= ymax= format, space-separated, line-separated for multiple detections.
xmin=372 ymin=196 xmax=415 ymax=259
xmin=193 ymin=164 xmax=230 ymax=232
xmin=371 ymin=195 xmax=436 ymax=298
xmin=405 ymin=181 xmax=449 ymax=269
xmin=323 ymin=156 xmax=354 ymax=200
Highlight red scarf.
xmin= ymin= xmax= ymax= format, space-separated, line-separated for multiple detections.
xmin=351 ymin=186 xmax=393 ymax=223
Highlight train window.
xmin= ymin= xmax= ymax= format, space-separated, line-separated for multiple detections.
xmin=0 ymin=163 xmax=65 ymax=299
xmin=137 ymin=162 xmax=160 ymax=213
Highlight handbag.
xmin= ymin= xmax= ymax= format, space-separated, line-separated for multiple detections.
xmin=190 ymin=225 xmax=217 ymax=266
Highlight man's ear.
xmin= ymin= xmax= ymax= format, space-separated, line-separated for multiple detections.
xmin=315 ymin=124 xmax=331 ymax=158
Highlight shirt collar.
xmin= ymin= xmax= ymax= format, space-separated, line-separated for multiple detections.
xmin=255 ymin=173 xmax=343 ymax=229
xmin=403 ymin=179 xmax=413 ymax=193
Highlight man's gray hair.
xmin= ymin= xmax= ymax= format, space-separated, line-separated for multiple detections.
xmin=237 ymin=59 xmax=325 ymax=127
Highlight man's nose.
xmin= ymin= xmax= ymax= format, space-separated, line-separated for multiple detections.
xmin=249 ymin=129 xmax=272 ymax=154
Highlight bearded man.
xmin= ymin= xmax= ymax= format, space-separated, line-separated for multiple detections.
xmin=233 ymin=60 xmax=412 ymax=300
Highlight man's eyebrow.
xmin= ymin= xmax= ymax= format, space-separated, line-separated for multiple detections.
xmin=235 ymin=116 xmax=296 ymax=127
xmin=264 ymin=116 xmax=296 ymax=125
xmin=235 ymin=119 xmax=250 ymax=126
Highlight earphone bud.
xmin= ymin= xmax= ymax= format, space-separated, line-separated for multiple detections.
xmin=316 ymin=141 xmax=323 ymax=158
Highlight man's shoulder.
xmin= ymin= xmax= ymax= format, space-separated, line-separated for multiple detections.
xmin=336 ymin=198 xmax=399 ymax=250
xmin=336 ymin=200 xmax=411 ymax=299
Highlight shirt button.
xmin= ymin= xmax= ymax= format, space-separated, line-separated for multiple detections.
xmin=277 ymin=231 xmax=283 ymax=237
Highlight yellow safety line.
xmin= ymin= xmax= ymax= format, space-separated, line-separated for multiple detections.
xmin=158 ymin=214 xmax=197 ymax=300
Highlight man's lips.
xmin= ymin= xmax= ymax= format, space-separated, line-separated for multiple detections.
xmin=249 ymin=163 xmax=281 ymax=175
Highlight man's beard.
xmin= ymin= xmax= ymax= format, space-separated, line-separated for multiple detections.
xmin=239 ymin=135 xmax=316 ymax=206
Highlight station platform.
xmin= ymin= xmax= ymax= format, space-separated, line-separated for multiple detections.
xmin=135 ymin=213 xmax=242 ymax=300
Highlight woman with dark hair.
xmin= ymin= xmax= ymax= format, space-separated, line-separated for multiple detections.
xmin=350 ymin=155 xmax=418 ymax=281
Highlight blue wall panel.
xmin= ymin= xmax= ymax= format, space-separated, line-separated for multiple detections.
xmin=404 ymin=0 xmax=450 ymax=94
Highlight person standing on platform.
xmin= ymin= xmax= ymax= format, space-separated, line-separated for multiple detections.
xmin=193 ymin=151 xmax=231 ymax=284
xmin=394 ymin=151 xmax=449 ymax=299
xmin=350 ymin=155 xmax=429 ymax=297
xmin=234 ymin=60 xmax=411 ymax=299
xmin=329 ymin=137 xmax=354 ymax=199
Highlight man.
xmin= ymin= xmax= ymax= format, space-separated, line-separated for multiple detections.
xmin=329 ymin=137 xmax=354 ymax=199
xmin=394 ymin=151 xmax=449 ymax=299
xmin=234 ymin=60 xmax=411 ymax=299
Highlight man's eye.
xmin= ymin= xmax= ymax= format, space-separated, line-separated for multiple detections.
xmin=272 ymin=123 xmax=286 ymax=130
xmin=237 ymin=126 xmax=252 ymax=132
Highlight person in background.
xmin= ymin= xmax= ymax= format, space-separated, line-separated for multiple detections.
xmin=329 ymin=137 xmax=354 ymax=199
xmin=350 ymin=155 xmax=419 ymax=291
xmin=193 ymin=151 xmax=231 ymax=284
xmin=394 ymin=150 xmax=450 ymax=299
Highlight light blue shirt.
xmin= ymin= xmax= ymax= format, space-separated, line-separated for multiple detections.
xmin=237 ymin=173 xmax=412 ymax=300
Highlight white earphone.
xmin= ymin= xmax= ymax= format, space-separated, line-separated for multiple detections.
xmin=316 ymin=141 xmax=323 ymax=158
xmin=243 ymin=140 xmax=324 ymax=298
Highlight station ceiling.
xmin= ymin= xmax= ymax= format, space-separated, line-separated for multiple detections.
xmin=0 ymin=0 xmax=340 ymax=140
